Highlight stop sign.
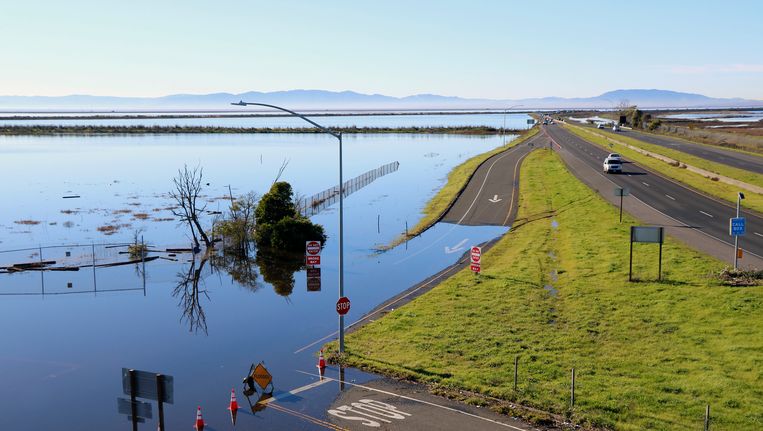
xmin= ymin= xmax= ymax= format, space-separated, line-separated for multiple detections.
xmin=306 ymin=241 xmax=321 ymax=256
xmin=336 ymin=297 xmax=351 ymax=315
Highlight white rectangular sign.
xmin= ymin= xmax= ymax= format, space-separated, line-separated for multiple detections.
xmin=631 ymin=226 xmax=664 ymax=244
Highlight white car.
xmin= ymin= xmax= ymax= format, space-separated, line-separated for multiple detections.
xmin=603 ymin=158 xmax=622 ymax=174
xmin=606 ymin=153 xmax=622 ymax=162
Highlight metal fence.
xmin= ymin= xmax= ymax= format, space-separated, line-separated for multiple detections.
xmin=0 ymin=242 xmax=153 ymax=296
xmin=298 ymin=161 xmax=400 ymax=217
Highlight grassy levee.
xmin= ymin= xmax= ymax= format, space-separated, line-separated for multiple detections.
xmin=384 ymin=127 xmax=538 ymax=248
xmin=336 ymin=150 xmax=763 ymax=430
xmin=565 ymin=124 xmax=763 ymax=214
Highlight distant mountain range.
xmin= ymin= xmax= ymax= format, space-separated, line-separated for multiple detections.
xmin=0 ymin=89 xmax=761 ymax=111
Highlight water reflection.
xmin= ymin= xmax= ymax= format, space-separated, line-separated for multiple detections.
xmin=254 ymin=249 xmax=306 ymax=297
xmin=210 ymin=252 xmax=259 ymax=292
xmin=172 ymin=256 xmax=209 ymax=334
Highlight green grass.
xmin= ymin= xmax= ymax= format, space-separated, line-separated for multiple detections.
xmin=336 ymin=150 xmax=763 ymax=430
xmin=385 ymin=127 xmax=539 ymax=248
xmin=594 ymin=127 xmax=763 ymax=188
xmin=565 ymin=124 xmax=763 ymax=214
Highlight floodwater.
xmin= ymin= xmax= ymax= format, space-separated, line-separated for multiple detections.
xmin=660 ymin=110 xmax=763 ymax=123
xmin=0 ymin=131 xmax=512 ymax=429
xmin=0 ymin=112 xmax=534 ymax=129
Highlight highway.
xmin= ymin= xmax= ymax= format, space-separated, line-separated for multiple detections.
xmin=442 ymin=133 xmax=544 ymax=225
xmin=545 ymin=125 xmax=763 ymax=260
xmin=580 ymin=122 xmax=763 ymax=173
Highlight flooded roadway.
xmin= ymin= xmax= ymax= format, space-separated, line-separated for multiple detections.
xmin=0 ymin=129 xmax=529 ymax=429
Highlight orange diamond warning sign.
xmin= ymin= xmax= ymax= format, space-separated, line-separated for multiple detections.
xmin=251 ymin=363 xmax=272 ymax=390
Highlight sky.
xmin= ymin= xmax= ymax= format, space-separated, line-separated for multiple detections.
xmin=1 ymin=0 xmax=762 ymax=100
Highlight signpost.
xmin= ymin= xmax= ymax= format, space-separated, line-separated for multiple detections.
xmin=336 ymin=296 xmax=351 ymax=315
xmin=306 ymin=240 xmax=322 ymax=266
xmin=732 ymin=192 xmax=746 ymax=270
xmin=629 ymin=226 xmax=664 ymax=281
xmin=614 ymin=187 xmax=630 ymax=222
xmin=470 ymin=246 xmax=482 ymax=273
xmin=121 ymin=369 xmax=173 ymax=431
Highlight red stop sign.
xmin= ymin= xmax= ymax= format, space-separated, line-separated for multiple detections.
xmin=336 ymin=297 xmax=351 ymax=315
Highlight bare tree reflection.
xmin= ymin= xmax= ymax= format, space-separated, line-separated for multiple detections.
xmin=172 ymin=256 xmax=209 ymax=334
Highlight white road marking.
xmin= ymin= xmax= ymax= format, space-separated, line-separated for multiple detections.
xmin=297 ymin=370 xmax=528 ymax=430
xmin=488 ymin=194 xmax=502 ymax=203
xmin=258 ymin=379 xmax=332 ymax=405
xmin=444 ymin=238 xmax=468 ymax=254
xmin=699 ymin=211 xmax=714 ymax=218
xmin=754 ymin=232 xmax=763 ymax=238
xmin=665 ymin=194 xmax=676 ymax=201
xmin=642 ymin=182 xmax=650 ymax=187
xmin=457 ymin=145 xmax=523 ymax=225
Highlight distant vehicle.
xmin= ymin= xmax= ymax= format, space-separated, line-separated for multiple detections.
xmin=603 ymin=158 xmax=622 ymax=174
xmin=596 ymin=123 xmax=604 ymax=129
xmin=612 ymin=124 xmax=621 ymax=132
xmin=606 ymin=153 xmax=622 ymax=162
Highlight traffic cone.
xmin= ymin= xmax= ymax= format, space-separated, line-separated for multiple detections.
xmin=228 ymin=389 xmax=239 ymax=426
xmin=194 ymin=406 xmax=205 ymax=431
xmin=317 ymin=349 xmax=327 ymax=379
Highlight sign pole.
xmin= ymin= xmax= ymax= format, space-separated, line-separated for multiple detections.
xmin=156 ymin=374 xmax=165 ymax=431
xmin=658 ymin=241 xmax=663 ymax=281
xmin=619 ymin=193 xmax=623 ymax=223
xmin=129 ymin=369 xmax=138 ymax=431
xmin=629 ymin=227 xmax=634 ymax=282
xmin=734 ymin=196 xmax=740 ymax=270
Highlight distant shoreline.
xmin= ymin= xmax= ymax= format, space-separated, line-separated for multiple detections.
xmin=0 ymin=110 xmax=529 ymax=121
xmin=0 ymin=125 xmax=525 ymax=136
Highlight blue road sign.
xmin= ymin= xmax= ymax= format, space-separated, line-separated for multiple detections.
xmin=729 ymin=217 xmax=746 ymax=236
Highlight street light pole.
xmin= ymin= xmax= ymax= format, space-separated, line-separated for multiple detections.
xmin=231 ymin=101 xmax=346 ymax=353
xmin=502 ymin=104 xmax=523 ymax=145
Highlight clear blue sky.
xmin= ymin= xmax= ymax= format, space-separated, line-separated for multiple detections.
xmin=1 ymin=0 xmax=761 ymax=99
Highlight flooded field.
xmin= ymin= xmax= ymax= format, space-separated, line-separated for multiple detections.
xmin=0 ymin=131 xmax=513 ymax=429
xmin=0 ymin=112 xmax=534 ymax=129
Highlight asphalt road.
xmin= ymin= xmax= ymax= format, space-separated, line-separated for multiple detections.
xmin=327 ymin=377 xmax=544 ymax=431
xmin=580 ymin=123 xmax=763 ymax=173
xmin=442 ymin=133 xmax=545 ymax=225
xmin=545 ymin=125 xmax=763 ymax=259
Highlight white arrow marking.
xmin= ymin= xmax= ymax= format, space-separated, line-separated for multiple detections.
xmin=488 ymin=194 xmax=502 ymax=203
xmin=444 ymin=238 xmax=468 ymax=254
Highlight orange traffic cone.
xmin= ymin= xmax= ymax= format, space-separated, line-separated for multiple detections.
xmin=228 ymin=389 xmax=239 ymax=426
xmin=194 ymin=406 xmax=205 ymax=431
xmin=317 ymin=349 xmax=327 ymax=380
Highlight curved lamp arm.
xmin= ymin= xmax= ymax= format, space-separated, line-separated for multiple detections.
xmin=231 ymin=101 xmax=341 ymax=139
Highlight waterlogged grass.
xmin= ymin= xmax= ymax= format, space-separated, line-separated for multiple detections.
xmin=338 ymin=150 xmax=763 ymax=430
xmin=566 ymin=124 xmax=763 ymax=214
xmin=399 ymin=127 xmax=539 ymax=242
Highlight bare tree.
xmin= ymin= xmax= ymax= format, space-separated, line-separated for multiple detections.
xmin=169 ymin=164 xmax=212 ymax=250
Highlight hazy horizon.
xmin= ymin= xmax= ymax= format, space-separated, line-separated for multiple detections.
xmin=2 ymin=1 xmax=762 ymax=100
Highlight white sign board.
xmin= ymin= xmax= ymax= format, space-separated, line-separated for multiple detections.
xmin=631 ymin=226 xmax=664 ymax=244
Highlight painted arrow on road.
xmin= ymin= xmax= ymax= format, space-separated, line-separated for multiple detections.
xmin=488 ymin=195 xmax=502 ymax=203
xmin=444 ymin=238 xmax=468 ymax=254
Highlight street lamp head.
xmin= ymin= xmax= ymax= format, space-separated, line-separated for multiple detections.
xmin=739 ymin=192 xmax=745 ymax=200
xmin=231 ymin=100 xmax=247 ymax=106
